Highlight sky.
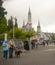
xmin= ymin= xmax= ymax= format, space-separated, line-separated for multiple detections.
xmin=3 ymin=0 xmax=55 ymax=33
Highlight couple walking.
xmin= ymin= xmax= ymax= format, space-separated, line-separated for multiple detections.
xmin=2 ymin=39 xmax=16 ymax=59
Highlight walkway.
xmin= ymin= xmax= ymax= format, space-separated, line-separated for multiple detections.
xmin=0 ymin=44 xmax=55 ymax=65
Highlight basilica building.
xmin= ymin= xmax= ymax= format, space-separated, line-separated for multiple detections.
xmin=22 ymin=8 xmax=33 ymax=32
xmin=22 ymin=8 xmax=53 ymax=41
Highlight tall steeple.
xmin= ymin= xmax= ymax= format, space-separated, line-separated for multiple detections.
xmin=27 ymin=7 xmax=32 ymax=29
xmin=37 ymin=19 xmax=41 ymax=35
xmin=22 ymin=7 xmax=32 ymax=32
xmin=22 ymin=19 xmax=26 ymax=32
xmin=28 ymin=7 xmax=31 ymax=15
xmin=28 ymin=7 xmax=31 ymax=23
xmin=38 ymin=19 xmax=40 ymax=26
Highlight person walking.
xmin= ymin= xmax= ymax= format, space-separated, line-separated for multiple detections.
xmin=31 ymin=40 xmax=35 ymax=49
xmin=2 ymin=40 xmax=8 ymax=59
xmin=8 ymin=39 xmax=15 ymax=58
xmin=24 ymin=40 xmax=29 ymax=51
xmin=9 ymin=44 xmax=14 ymax=58
xmin=42 ymin=41 xmax=45 ymax=46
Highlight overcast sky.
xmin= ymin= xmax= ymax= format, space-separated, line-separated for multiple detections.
xmin=3 ymin=0 xmax=55 ymax=33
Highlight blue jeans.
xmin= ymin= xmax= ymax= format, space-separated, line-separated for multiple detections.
xmin=3 ymin=50 xmax=8 ymax=59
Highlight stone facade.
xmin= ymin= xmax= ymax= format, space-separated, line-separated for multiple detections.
xmin=22 ymin=8 xmax=33 ymax=32
xmin=22 ymin=8 xmax=53 ymax=41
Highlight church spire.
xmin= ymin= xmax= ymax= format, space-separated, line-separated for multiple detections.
xmin=37 ymin=19 xmax=41 ymax=35
xmin=28 ymin=7 xmax=31 ymax=23
xmin=38 ymin=19 xmax=40 ymax=26
xmin=28 ymin=7 xmax=31 ymax=15
xmin=29 ymin=7 xmax=31 ymax=12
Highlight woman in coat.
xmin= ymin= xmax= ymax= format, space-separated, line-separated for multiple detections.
xmin=2 ymin=40 xmax=8 ymax=59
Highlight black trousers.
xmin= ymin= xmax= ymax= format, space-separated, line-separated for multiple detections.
xmin=9 ymin=48 xmax=13 ymax=58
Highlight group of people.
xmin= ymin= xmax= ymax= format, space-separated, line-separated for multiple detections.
xmin=2 ymin=39 xmax=16 ymax=59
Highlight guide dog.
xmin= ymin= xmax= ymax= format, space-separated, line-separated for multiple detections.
xmin=15 ymin=47 xmax=22 ymax=58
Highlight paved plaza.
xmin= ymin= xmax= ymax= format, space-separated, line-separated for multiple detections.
xmin=0 ymin=44 xmax=55 ymax=65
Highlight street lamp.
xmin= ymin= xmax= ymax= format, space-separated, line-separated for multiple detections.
xmin=4 ymin=21 xmax=8 ymax=41
xmin=5 ymin=33 xmax=7 ymax=41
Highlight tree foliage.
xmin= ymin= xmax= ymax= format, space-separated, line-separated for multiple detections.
xmin=0 ymin=0 xmax=7 ymax=34
xmin=8 ymin=27 xmax=35 ymax=40
xmin=14 ymin=17 xmax=18 ymax=28
xmin=0 ymin=0 xmax=7 ymax=22
xmin=8 ymin=16 xmax=18 ymax=31
xmin=26 ymin=29 xmax=35 ymax=39
xmin=8 ymin=16 xmax=13 ymax=31
xmin=8 ymin=28 xmax=26 ymax=39
xmin=51 ymin=33 xmax=55 ymax=40
xmin=0 ymin=0 xmax=7 ymax=41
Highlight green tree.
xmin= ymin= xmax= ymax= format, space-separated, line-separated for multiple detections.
xmin=0 ymin=23 xmax=7 ymax=34
xmin=1 ymin=16 xmax=7 ymax=25
xmin=8 ymin=28 xmax=26 ymax=39
xmin=0 ymin=0 xmax=7 ymax=23
xmin=14 ymin=28 xmax=26 ymax=39
xmin=0 ymin=17 xmax=7 ymax=34
xmin=51 ymin=33 xmax=55 ymax=40
xmin=0 ymin=17 xmax=7 ymax=43
xmin=14 ymin=17 xmax=18 ymax=28
xmin=0 ymin=0 xmax=7 ymax=34
xmin=8 ymin=16 xmax=18 ymax=31
xmin=0 ymin=0 xmax=7 ymax=45
xmin=26 ymin=29 xmax=35 ymax=39
xmin=8 ymin=16 xmax=13 ymax=31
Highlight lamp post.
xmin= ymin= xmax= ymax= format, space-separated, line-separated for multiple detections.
xmin=4 ymin=21 xmax=8 ymax=41
xmin=5 ymin=33 xmax=7 ymax=41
